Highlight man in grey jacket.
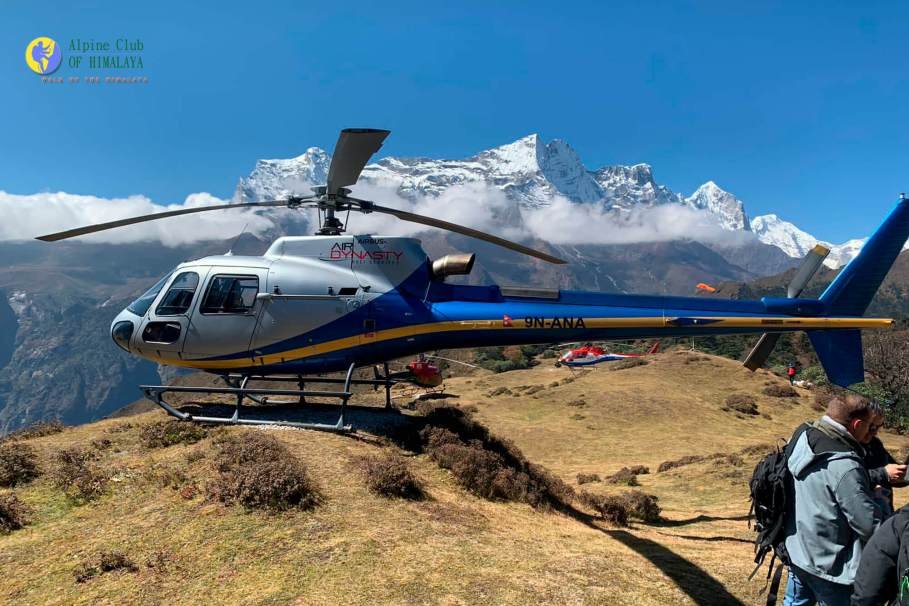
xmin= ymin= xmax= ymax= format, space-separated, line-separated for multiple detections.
xmin=783 ymin=395 xmax=883 ymax=606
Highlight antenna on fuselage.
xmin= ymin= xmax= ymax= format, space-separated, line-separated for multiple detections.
xmin=225 ymin=223 xmax=249 ymax=256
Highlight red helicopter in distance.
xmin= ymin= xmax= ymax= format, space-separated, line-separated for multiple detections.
xmin=556 ymin=341 xmax=660 ymax=367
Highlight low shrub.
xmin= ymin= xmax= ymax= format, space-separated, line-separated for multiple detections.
xmin=359 ymin=451 xmax=424 ymax=499
xmin=567 ymin=398 xmax=587 ymax=408
xmin=723 ymin=394 xmax=758 ymax=415
xmin=684 ymin=355 xmax=710 ymax=364
xmin=2 ymin=420 xmax=65 ymax=442
xmin=487 ymin=387 xmax=512 ymax=397
xmin=140 ymin=420 xmax=208 ymax=449
xmin=90 ymin=438 xmax=113 ymax=451
xmin=207 ymin=432 xmax=321 ymax=512
xmin=618 ymin=490 xmax=661 ymax=523
xmin=658 ymin=453 xmax=728 ymax=472
xmin=419 ymin=406 xmax=574 ymax=509
xmin=74 ymin=550 xmax=138 ymax=583
xmin=763 ymin=384 xmax=799 ymax=398
xmin=609 ymin=357 xmax=648 ymax=371
xmin=0 ymin=493 xmax=32 ymax=533
xmin=739 ymin=443 xmax=775 ymax=457
xmin=576 ymin=473 xmax=601 ymax=485
xmin=51 ymin=447 xmax=108 ymax=502
xmin=606 ymin=468 xmax=639 ymax=486
xmin=0 ymin=442 xmax=40 ymax=487
xmin=580 ymin=492 xmax=629 ymax=526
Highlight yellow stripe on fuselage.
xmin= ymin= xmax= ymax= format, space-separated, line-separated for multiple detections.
xmin=145 ymin=316 xmax=893 ymax=370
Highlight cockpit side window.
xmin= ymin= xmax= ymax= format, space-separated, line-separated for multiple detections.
xmin=155 ymin=272 xmax=200 ymax=316
xmin=200 ymin=275 xmax=259 ymax=315
xmin=127 ymin=271 xmax=174 ymax=317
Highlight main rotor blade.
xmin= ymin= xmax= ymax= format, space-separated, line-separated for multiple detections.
xmin=34 ymin=200 xmax=292 ymax=242
xmin=364 ymin=202 xmax=567 ymax=264
xmin=787 ymin=244 xmax=830 ymax=298
xmin=742 ymin=332 xmax=781 ymax=371
xmin=326 ymin=128 xmax=390 ymax=195
xmin=743 ymin=244 xmax=831 ymax=370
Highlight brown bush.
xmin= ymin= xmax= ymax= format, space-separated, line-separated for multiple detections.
xmin=140 ymin=420 xmax=208 ymax=449
xmin=658 ymin=452 xmax=732 ymax=472
xmin=567 ymin=398 xmax=587 ymax=407
xmin=763 ymin=384 xmax=799 ymax=398
xmin=606 ymin=468 xmax=640 ymax=486
xmin=487 ymin=387 xmax=512 ymax=397
xmin=359 ymin=451 xmax=424 ymax=499
xmin=723 ymin=394 xmax=758 ymax=415
xmin=0 ymin=442 xmax=40 ymax=487
xmin=580 ymin=492 xmax=629 ymax=526
xmin=207 ymin=432 xmax=321 ymax=511
xmin=658 ymin=455 xmax=706 ymax=472
xmin=739 ymin=443 xmax=775 ymax=457
xmin=74 ymin=550 xmax=138 ymax=583
xmin=2 ymin=420 xmax=65 ymax=442
xmin=90 ymin=438 xmax=113 ymax=451
xmin=576 ymin=473 xmax=601 ymax=485
xmin=684 ymin=355 xmax=710 ymax=364
xmin=0 ymin=493 xmax=32 ymax=533
xmin=419 ymin=406 xmax=574 ymax=509
xmin=609 ymin=357 xmax=648 ymax=371
xmin=51 ymin=447 xmax=108 ymax=502
xmin=813 ymin=387 xmax=836 ymax=412
xmin=618 ymin=490 xmax=661 ymax=523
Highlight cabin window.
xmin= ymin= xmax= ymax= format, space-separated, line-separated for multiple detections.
xmin=142 ymin=321 xmax=181 ymax=344
xmin=155 ymin=272 xmax=200 ymax=316
xmin=200 ymin=275 xmax=259 ymax=314
xmin=127 ymin=271 xmax=174 ymax=316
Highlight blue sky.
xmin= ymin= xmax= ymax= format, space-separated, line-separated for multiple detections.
xmin=3 ymin=1 xmax=909 ymax=243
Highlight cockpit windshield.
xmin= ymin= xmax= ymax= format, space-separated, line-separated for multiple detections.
xmin=126 ymin=271 xmax=174 ymax=317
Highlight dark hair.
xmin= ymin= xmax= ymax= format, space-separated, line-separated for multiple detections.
xmin=826 ymin=394 xmax=881 ymax=424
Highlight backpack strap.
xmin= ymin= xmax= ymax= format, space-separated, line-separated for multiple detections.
xmin=765 ymin=562 xmax=784 ymax=606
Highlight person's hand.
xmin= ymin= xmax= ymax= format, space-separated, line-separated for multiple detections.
xmin=885 ymin=463 xmax=907 ymax=482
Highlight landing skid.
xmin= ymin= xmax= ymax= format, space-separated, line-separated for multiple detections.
xmin=141 ymin=363 xmax=396 ymax=433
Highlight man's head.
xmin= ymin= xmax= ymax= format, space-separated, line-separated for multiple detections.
xmin=826 ymin=394 xmax=883 ymax=444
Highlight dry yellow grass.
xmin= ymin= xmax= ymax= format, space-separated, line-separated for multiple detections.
xmin=1 ymin=350 xmax=905 ymax=605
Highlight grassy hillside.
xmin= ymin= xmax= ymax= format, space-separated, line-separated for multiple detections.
xmin=2 ymin=350 xmax=906 ymax=606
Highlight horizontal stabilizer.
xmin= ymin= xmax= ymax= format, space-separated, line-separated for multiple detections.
xmin=807 ymin=329 xmax=864 ymax=387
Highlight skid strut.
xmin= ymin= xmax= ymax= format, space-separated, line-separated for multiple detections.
xmin=140 ymin=363 xmax=397 ymax=432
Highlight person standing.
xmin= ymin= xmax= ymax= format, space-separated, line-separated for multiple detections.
xmin=864 ymin=413 xmax=906 ymax=521
xmin=788 ymin=363 xmax=798 ymax=385
xmin=782 ymin=395 xmax=883 ymax=606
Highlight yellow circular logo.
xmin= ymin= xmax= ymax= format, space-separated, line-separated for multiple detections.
xmin=25 ymin=37 xmax=62 ymax=75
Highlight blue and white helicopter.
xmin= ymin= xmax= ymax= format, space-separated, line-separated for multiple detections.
xmin=37 ymin=129 xmax=909 ymax=431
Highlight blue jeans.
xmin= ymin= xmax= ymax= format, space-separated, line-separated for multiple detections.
xmin=783 ymin=565 xmax=852 ymax=606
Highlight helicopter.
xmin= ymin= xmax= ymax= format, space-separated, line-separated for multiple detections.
xmin=555 ymin=341 xmax=660 ymax=368
xmin=36 ymin=128 xmax=909 ymax=431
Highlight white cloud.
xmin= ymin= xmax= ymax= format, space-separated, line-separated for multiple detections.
xmin=0 ymin=181 xmax=751 ymax=249
xmin=0 ymin=191 xmax=275 ymax=246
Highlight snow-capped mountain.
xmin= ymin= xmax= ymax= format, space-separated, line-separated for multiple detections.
xmin=750 ymin=214 xmax=818 ymax=259
xmin=684 ymin=181 xmax=750 ymax=232
xmin=233 ymin=132 xmax=896 ymax=270
xmin=235 ymin=133 xmax=748 ymax=230
xmin=750 ymin=213 xmax=909 ymax=269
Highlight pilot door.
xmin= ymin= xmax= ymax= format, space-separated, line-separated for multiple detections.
xmin=182 ymin=268 xmax=268 ymax=360
xmin=135 ymin=269 xmax=208 ymax=362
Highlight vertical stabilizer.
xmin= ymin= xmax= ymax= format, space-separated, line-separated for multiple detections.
xmin=820 ymin=196 xmax=909 ymax=315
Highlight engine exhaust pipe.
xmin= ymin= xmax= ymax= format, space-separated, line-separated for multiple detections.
xmin=431 ymin=253 xmax=475 ymax=280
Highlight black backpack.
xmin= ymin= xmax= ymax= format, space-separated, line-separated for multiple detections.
xmin=748 ymin=424 xmax=808 ymax=605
